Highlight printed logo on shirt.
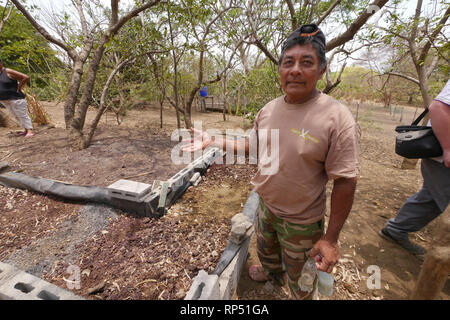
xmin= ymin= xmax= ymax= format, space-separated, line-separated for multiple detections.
xmin=290 ymin=128 xmax=320 ymax=144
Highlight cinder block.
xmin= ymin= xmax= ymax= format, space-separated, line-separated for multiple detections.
xmin=184 ymin=270 xmax=220 ymax=300
xmin=241 ymin=190 xmax=259 ymax=222
xmin=218 ymin=234 xmax=253 ymax=299
xmin=107 ymin=179 xmax=152 ymax=201
xmin=0 ymin=269 xmax=43 ymax=300
xmin=189 ymin=172 xmax=200 ymax=183
xmin=0 ymin=262 xmax=20 ymax=285
xmin=0 ymin=262 xmax=84 ymax=300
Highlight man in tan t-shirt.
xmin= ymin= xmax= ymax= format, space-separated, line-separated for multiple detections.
xmin=182 ymin=24 xmax=359 ymax=299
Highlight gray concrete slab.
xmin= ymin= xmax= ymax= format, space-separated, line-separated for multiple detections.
xmin=0 ymin=262 xmax=84 ymax=300
xmin=184 ymin=270 xmax=220 ymax=300
xmin=107 ymin=179 xmax=152 ymax=201
xmin=218 ymin=231 xmax=253 ymax=299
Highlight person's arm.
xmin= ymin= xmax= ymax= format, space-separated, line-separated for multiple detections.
xmin=210 ymin=134 xmax=250 ymax=157
xmin=310 ymin=176 xmax=357 ymax=273
xmin=181 ymin=128 xmax=250 ymax=156
xmin=429 ymin=99 xmax=450 ymax=167
xmin=5 ymin=68 xmax=30 ymax=92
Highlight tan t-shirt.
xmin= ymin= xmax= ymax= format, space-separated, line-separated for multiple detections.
xmin=250 ymin=92 xmax=360 ymax=224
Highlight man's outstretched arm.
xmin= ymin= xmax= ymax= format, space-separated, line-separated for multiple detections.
xmin=181 ymin=128 xmax=250 ymax=157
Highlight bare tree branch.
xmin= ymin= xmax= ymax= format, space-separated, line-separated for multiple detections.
xmin=0 ymin=1 xmax=13 ymax=36
xmin=85 ymin=56 xmax=136 ymax=147
xmin=111 ymin=0 xmax=119 ymax=26
xmin=110 ymin=0 xmax=162 ymax=35
xmin=73 ymin=0 xmax=89 ymax=39
xmin=316 ymin=0 xmax=341 ymax=26
xmin=284 ymin=0 xmax=297 ymax=30
xmin=246 ymin=0 xmax=279 ymax=64
xmin=418 ymin=5 xmax=450 ymax=63
xmin=408 ymin=0 xmax=423 ymax=65
xmin=426 ymin=54 xmax=439 ymax=79
xmin=326 ymin=0 xmax=389 ymax=52
xmin=253 ymin=37 xmax=278 ymax=65
xmin=11 ymin=0 xmax=78 ymax=60
xmin=382 ymin=72 xmax=420 ymax=85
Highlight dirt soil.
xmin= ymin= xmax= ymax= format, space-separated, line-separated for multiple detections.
xmin=0 ymin=100 xmax=449 ymax=300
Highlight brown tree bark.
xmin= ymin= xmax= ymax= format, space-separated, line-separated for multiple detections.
xmin=410 ymin=207 xmax=450 ymax=300
xmin=70 ymin=42 xmax=108 ymax=147
xmin=64 ymin=59 xmax=85 ymax=129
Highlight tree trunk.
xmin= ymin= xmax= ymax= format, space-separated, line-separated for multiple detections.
xmin=184 ymin=85 xmax=200 ymax=129
xmin=69 ymin=42 xmax=107 ymax=149
xmin=416 ymin=66 xmax=433 ymax=110
xmin=410 ymin=207 xmax=450 ymax=299
xmin=184 ymin=108 xmax=192 ymax=129
xmin=64 ymin=59 xmax=85 ymax=129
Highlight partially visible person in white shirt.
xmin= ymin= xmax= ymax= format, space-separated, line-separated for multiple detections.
xmin=379 ymin=79 xmax=450 ymax=260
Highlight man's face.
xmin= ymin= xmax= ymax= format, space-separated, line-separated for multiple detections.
xmin=279 ymin=43 xmax=325 ymax=104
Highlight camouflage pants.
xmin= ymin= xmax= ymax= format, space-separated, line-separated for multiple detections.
xmin=256 ymin=198 xmax=324 ymax=300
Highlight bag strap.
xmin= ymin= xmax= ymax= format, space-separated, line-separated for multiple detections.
xmin=412 ymin=108 xmax=429 ymax=125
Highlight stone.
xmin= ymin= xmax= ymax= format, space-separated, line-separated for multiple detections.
xmin=230 ymin=213 xmax=253 ymax=245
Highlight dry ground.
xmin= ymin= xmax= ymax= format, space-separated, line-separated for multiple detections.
xmin=0 ymin=100 xmax=448 ymax=300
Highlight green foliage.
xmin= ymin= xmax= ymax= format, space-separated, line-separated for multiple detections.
xmin=237 ymin=101 xmax=264 ymax=123
xmin=228 ymin=61 xmax=281 ymax=123
xmin=0 ymin=6 xmax=65 ymax=100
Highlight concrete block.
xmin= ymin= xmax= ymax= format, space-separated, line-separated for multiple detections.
xmin=193 ymin=176 xmax=202 ymax=187
xmin=241 ymin=190 xmax=259 ymax=222
xmin=218 ymin=232 xmax=253 ymax=299
xmin=189 ymin=172 xmax=200 ymax=184
xmin=0 ymin=262 xmax=20 ymax=285
xmin=0 ymin=262 xmax=84 ymax=300
xmin=109 ymin=192 xmax=158 ymax=217
xmin=107 ymin=179 xmax=152 ymax=201
xmin=184 ymin=270 xmax=220 ymax=300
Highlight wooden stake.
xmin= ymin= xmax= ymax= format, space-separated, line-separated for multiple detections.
xmin=410 ymin=206 xmax=450 ymax=299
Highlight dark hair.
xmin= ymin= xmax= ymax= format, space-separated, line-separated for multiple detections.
xmin=278 ymin=24 xmax=327 ymax=70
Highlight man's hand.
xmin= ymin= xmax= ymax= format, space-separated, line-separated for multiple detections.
xmin=309 ymin=238 xmax=339 ymax=273
xmin=180 ymin=128 xmax=212 ymax=152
